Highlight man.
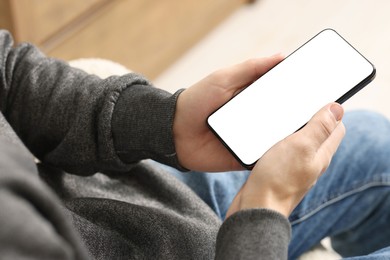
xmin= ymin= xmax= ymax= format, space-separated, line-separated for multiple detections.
xmin=0 ymin=29 xmax=389 ymax=259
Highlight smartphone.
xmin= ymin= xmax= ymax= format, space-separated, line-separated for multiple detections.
xmin=207 ymin=29 xmax=376 ymax=168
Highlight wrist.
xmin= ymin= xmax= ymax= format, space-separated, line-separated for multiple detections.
xmin=240 ymin=189 xmax=299 ymax=217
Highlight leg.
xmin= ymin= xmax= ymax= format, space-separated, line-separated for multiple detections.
xmin=288 ymin=111 xmax=390 ymax=259
xmin=343 ymin=246 xmax=390 ymax=259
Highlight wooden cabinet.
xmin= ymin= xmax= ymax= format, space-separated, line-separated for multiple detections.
xmin=0 ymin=0 xmax=244 ymax=79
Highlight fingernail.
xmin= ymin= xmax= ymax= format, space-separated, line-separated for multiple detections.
xmin=330 ymin=103 xmax=343 ymax=121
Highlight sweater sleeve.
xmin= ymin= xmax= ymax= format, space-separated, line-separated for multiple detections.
xmin=0 ymin=30 xmax=182 ymax=175
xmin=215 ymin=209 xmax=291 ymax=260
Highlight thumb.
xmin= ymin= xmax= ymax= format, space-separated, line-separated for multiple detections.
xmin=299 ymin=103 xmax=344 ymax=149
xmin=298 ymin=102 xmax=346 ymax=171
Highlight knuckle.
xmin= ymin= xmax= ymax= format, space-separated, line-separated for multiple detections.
xmin=244 ymin=58 xmax=260 ymax=77
xmin=316 ymin=114 xmax=336 ymax=138
xmin=244 ymin=58 xmax=257 ymax=68
xmin=207 ymin=71 xmax=231 ymax=90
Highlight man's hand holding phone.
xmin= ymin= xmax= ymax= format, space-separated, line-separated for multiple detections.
xmin=207 ymin=29 xmax=375 ymax=168
xmin=174 ymin=29 xmax=373 ymax=218
xmin=173 ymin=55 xmax=284 ymax=172
xmin=174 ymin=60 xmax=346 ymax=217
xmin=226 ymin=103 xmax=345 ymax=218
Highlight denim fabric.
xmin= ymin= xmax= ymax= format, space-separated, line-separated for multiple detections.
xmin=147 ymin=111 xmax=390 ymax=259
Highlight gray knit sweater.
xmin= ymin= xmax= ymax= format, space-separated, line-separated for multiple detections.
xmin=0 ymin=30 xmax=291 ymax=260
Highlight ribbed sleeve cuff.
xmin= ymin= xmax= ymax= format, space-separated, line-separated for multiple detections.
xmin=215 ymin=208 xmax=291 ymax=260
xmin=112 ymin=85 xmax=186 ymax=170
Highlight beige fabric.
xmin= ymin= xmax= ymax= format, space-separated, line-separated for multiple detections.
xmin=69 ymin=58 xmax=131 ymax=78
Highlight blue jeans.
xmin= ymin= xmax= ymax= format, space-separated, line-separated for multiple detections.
xmin=148 ymin=111 xmax=390 ymax=259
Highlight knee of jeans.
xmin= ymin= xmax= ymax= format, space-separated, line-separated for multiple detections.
xmin=342 ymin=111 xmax=390 ymax=175
xmin=344 ymin=110 xmax=390 ymax=135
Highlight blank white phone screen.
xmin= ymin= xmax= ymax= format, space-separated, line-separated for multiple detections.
xmin=207 ymin=29 xmax=375 ymax=167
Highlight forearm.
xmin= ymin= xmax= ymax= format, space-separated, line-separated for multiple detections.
xmin=0 ymin=30 xmax=182 ymax=174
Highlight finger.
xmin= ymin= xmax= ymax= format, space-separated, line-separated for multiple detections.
xmin=298 ymin=103 xmax=344 ymax=150
xmin=213 ymin=54 xmax=284 ymax=90
xmin=316 ymin=121 xmax=346 ymax=173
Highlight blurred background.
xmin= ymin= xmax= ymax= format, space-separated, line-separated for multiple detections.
xmin=154 ymin=0 xmax=390 ymax=120
xmin=1 ymin=0 xmax=389 ymax=118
